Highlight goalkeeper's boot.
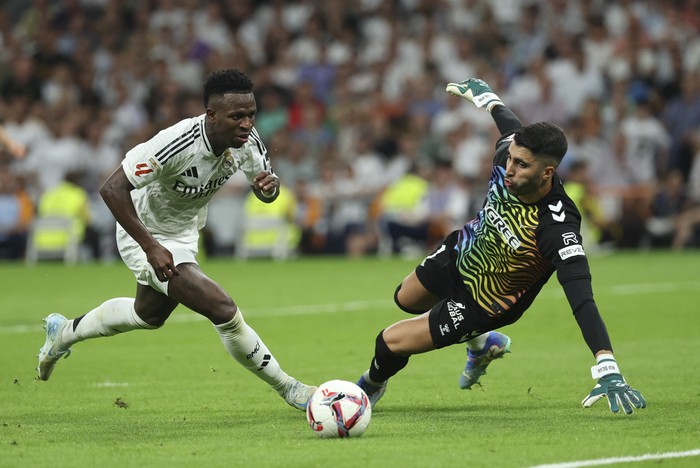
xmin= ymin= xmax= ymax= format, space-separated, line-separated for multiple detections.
xmin=357 ymin=374 xmax=387 ymax=408
xmin=280 ymin=379 xmax=317 ymax=411
xmin=458 ymin=331 xmax=511 ymax=389
xmin=37 ymin=313 xmax=72 ymax=381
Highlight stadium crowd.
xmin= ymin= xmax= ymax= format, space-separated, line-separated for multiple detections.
xmin=1 ymin=0 xmax=700 ymax=262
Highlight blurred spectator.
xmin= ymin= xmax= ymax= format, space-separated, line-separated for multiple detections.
xmin=563 ymin=159 xmax=615 ymax=251
xmin=292 ymin=178 xmax=325 ymax=255
xmin=378 ymin=160 xmax=469 ymax=255
xmin=0 ymin=167 xmax=31 ymax=260
xmin=376 ymin=164 xmax=429 ymax=255
xmin=0 ymin=124 xmax=27 ymax=160
xmin=646 ymin=170 xmax=688 ymax=248
xmin=662 ymin=71 xmax=700 ymax=176
xmin=1 ymin=0 xmax=700 ymax=261
xmin=617 ymin=96 xmax=670 ymax=186
xmin=35 ymin=170 xmax=99 ymax=261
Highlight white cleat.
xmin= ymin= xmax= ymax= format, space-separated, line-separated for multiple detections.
xmin=280 ymin=380 xmax=317 ymax=411
xmin=37 ymin=313 xmax=71 ymax=381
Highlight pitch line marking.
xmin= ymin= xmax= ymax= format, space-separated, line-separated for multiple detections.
xmin=2 ymin=280 xmax=699 ymax=335
xmin=529 ymin=448 xmax=700 ymax=468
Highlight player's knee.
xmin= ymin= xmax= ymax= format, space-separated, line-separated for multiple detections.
xmin=201 ymin=296 xmax=237 ymax=324
xmin=394 ymin=284 xmax=424 ymax=314
xmin=381 ymin=326 xmax=412 ymax=357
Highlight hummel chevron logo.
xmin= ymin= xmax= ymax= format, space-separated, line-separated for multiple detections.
xmin=180 ymin=166 xmax=199 ymax=178
xmin=548 ymin=200 xmax=566 ymax=222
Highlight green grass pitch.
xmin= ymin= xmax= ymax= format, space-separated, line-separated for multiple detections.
xmin=1 ymin=251 xmax=699 ymax=467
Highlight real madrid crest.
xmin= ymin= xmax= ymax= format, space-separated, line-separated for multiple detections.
xmin=223 ymin=149 xmax=234 ymax=169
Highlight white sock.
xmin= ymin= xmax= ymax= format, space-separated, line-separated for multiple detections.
xmin=466 ymin=332 xmax=489 ymax=351
xmin=213 ymin=309 xmax=292 ymax=393
xmin=60 ymin=298 xmax=157 ymax=348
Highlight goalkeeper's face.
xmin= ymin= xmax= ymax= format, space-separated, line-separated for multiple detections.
xmin=504 ymin=142 xmax=555 ymax=204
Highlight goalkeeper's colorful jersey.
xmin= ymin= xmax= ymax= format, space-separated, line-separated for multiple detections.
xmin=455 ymin=134 xmax=591 ymax=317
xmin=121 ymin=115 xmax=271 ymax=243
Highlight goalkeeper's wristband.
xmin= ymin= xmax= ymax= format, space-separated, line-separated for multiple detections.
xmin=590 ymin=353 xmax=620 ymax=379
xmin=471 ymin=92 xmax=503 ymax=113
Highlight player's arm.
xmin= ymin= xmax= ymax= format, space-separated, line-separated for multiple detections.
xmin=100 ymin=165 xmax=178 ymax=281
xmin=446 ymin=78 xmax=522 ymax=136
xmin=251 ymin=171 xmax=280 ymax=203
xmin=561 ymin=277 xmax=646 ymax=415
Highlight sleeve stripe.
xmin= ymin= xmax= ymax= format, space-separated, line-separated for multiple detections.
xmin=250 ymin=127 xmax=266 ymax=156
xmin=155 ymin=124 xmax=201 ymax=165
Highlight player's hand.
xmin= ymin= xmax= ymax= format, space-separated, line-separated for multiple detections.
xmin=445 ymin=78 xmax=503 ymax=112
xmin=253 ymin=171 xmax=279 ymax=197
xmin=582 ymin=373 xmax=646 ymax=415
xmin=144 ymin=243 xmax=179 ymax=282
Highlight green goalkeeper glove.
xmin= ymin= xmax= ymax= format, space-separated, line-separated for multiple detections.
xmin=581 ymin=354 xmax=646 ymax=415
xmin=445 ymin=78 xmax=504 ymax=112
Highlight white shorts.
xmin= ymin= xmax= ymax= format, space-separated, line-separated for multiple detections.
xmin=116 ymin=227 xmax=199 ymax=295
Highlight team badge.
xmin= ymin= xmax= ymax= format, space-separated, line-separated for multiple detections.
xmin=223 ymin=152 xmax=234 ymax=169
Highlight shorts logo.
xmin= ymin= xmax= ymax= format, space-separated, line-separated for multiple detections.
xmin=439 ymin=324 xmax=450 ymax=336
xmin=447 ymin=300 xmax=465 ymax=329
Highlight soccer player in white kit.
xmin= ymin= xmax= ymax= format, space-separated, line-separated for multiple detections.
xmin=36 ymin=69 xmax=316 ymax=411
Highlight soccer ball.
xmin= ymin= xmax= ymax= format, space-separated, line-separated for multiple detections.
xmin=306 ymin=379 xmax=372 ymax=438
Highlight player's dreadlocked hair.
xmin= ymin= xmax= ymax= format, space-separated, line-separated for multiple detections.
xmin=202 ymin=68 xmax=253 ymax=107
xmin=513 ymin=122 xmax=568 ymax=166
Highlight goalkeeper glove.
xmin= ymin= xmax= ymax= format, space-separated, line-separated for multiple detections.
xmin=581 ymin=354 xmax=646 ymax=415
xmin=445 ymin=78 xmax=504 ymax=112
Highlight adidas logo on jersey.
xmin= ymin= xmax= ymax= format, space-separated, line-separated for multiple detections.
xmin=180 ymin=166 xmax=199 ymax=178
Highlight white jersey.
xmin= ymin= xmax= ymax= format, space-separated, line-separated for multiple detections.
xmin=121 ymin=114 xmax=270 ymax=243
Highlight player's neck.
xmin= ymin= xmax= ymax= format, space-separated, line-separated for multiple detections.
xmin=519 ymin=178 xmax=553 ymax=204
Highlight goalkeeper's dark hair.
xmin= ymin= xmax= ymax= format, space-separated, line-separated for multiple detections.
xmin=203 ymin=68 xmax=253 ymax=107
xmin=513 ymin=122 xmax=568 ymax=166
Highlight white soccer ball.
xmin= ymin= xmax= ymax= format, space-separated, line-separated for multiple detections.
xmin=306 ymin=379 xmax=372 ymax=438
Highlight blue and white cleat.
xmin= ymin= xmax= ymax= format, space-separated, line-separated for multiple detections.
xmin=357 ymin=374 xmax=387 ymax=408
xmin=458 ymin=331 xmax=511 ymax=389
xmin=37 ymin=313 xmax=71 ymax=381
xmin=281 ymin=380 xmax=317 ymax=411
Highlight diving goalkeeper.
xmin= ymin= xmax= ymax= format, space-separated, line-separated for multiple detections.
xmin=356 ymin=78 xmax=646 ymax=415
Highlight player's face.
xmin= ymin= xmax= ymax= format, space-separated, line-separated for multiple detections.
xmin=205 ymin=92 xmax=257 ymax=153
xmin=504 ymin=141 xmax=554 ymax=203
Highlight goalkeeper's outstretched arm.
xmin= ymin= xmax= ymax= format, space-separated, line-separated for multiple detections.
xmin=446 ymin=78 xmax=522 ymax=136
xmin=490 ymin=104 xmax=523 ymax=137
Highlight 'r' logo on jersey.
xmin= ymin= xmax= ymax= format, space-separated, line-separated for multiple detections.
xmin=562 ymin=232 xmax=578 ymax=245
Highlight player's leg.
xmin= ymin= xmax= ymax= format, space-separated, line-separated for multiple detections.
xmin=357 ymin=312 xmax=435 ymax=407
xmin=167 ymin=263 xmax=315 ymax=410
xmin=37 ymin=285 xmax=173 ymax=381
xmin=394 ymin=270 xmax=441 ymax=313
xmin=458 ymin=331 xmax=511 ymax=390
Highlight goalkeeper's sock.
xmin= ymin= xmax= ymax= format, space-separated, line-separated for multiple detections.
xmin=466 ymin=332 xmax=489 ymax=351
xmin=367 ymin=331 xmax=409 ymax=384
xmin=214 ymin=309 xmax=292 ymax=393
xmin=60 ymin=298 xmax=157 ymax=347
